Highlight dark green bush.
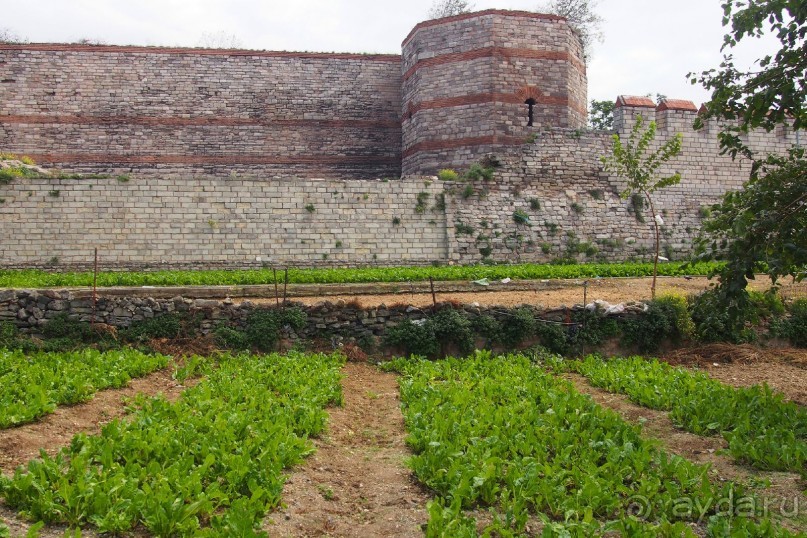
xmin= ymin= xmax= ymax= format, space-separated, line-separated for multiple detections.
xmin=572 ymin=310 xmax=619 ymax=349
xmin=688 ymin=288 xmax=779 ymax=344
xmin=123 ymin=314 xmax=182 ymax=342
xmin=384 ymin=320 xmax=439 ymax=357
xmin=498 ymin=307 xmax=537 ymax=347
xmin=245 ymin=306 xmax=307 ymax=352
xmin=771 ymin=298 xmax=807 ymax=347
xmin=384 ymin=308 xmax=473 ymax=358
xmin=535 ymin=320 xmax=569 ymax=355
xmin=213 ymin=326 xmax=250 ymax=350
xmin=430 ymin=308 xmax=474 ymax=354
xmin=621 ymin=297 xmax=692 ymax=353
xmin=0 ymin=321 xmax=19 ymax=347
xmin=470 ymin=315 xmax=501 ymax=342
xmin=41 ymin=313 xmax=93 ymax=341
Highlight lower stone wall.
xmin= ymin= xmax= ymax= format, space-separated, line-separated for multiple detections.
xmin=0 ymin=289 xmax=582 ymax=341
xmin=0 ymin=176 xmax=448 ymax=269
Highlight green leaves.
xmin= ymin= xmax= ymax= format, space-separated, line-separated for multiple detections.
xmin=0 ymin=348 xmax=169 ymax=428
xmin=0 ymin=261 xmax=722 ymax=288
xmin=695 ymin=149 xmax=807 ymax=335
xmin=570 ymin=355 xmax=807 ymax=474
xmin=393 ymin=352 xmax=753 ymax=535
xmin=695 ymin=0 xmax=805 ymax=151
xmin=602 ymin=115 xmax=683 ymax=198
xmin=0 ymin=351 xmax=344 ymax=536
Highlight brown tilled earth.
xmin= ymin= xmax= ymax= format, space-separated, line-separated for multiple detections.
xmin=264 ymin=362 xmax=429 ymax=537
xmin=280 ymin=275 xmax=807 ymax=309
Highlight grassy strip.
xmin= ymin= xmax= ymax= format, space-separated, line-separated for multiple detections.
xmin=0 ymin=261 xmax=721 ymax=288
xmin=386 ymin=352 xmax=801 ymax=536
xmin=0 ymin=351 xmax=344 ymax=536
xmin=568 ymin=355 xmax=807 ymax=474
xmin=0 ymin=348 xmax=169 ymax=429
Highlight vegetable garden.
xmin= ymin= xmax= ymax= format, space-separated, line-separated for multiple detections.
xmin=386 ymin=352 xmax=806 ymax=537
xmin=1 ymin=351 xmax=344 ymax=536
xmin=0 ymin=338 xmax=804 ymax=536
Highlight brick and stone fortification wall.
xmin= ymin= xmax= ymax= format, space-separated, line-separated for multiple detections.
xmin=401 ymin=10 xmax=587 ymax=176
xmin=0 ymin=177 xmax=447 ymax=269
xmin=0 ymin=44 xmax=402 ymax=179
xmin=446 ymin=96 xmax=797 ymax=265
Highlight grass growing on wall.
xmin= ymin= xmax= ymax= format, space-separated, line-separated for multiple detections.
xmin=0 ymin=261 xmax=722 ymax=289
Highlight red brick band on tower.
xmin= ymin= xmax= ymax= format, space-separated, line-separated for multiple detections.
xmin=402 ymin=47 xmax=586 ymax=81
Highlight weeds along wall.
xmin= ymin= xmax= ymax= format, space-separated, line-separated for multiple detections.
xmin=0 ymin=44 xmax=402 ymax=179
xmin=445 ymin=98 xmax=797 ymax=265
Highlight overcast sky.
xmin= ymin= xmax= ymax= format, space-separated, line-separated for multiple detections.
xmin=1 ymin=0 xmax=779 ymax=106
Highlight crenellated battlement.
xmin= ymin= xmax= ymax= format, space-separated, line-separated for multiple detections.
xmin=613 ymin=94 xmax=796 ymax=152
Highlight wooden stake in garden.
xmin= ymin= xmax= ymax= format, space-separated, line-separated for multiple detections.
xmin=282 ymin=268 xmax=289 ymax=305
xmin=429 ymin=276 xmax=437 ymax=306
xmin=91 ymin=248 xmax=99 ymax=326
xmin=600 ymin=114 xmax=682 ymax=299
xmin=583 ymin=279 xmax=589 ymax=308
xmin=273 ymin=268 xmax=279 ymax=307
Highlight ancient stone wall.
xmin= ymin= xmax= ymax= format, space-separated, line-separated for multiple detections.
xmin=0 ymin=10 xmax=799 ymax=270
xmin=0 ymin=98 xmax=796 ymax=269
xmin=0 ymin=44 xmax=402 ymax=179
xmin=401 ymin=10 xmax=587 ymax=176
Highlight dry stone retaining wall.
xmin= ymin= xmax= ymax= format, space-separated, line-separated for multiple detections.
xmin=0 ymin=289 xmax=581 ymax=343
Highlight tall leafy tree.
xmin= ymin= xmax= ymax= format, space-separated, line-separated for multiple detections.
xmin=537 ymin=0 xmax=604 ymax=59
xmin=427 ymin=0 xmax=475 ymax=19
xmin=601 ymin=116 xmax=683 ymax=299
xmin=691 ymin=0 xmax=806 ymax=331
xmin=589 ymin=99 xmax=614 ymax=130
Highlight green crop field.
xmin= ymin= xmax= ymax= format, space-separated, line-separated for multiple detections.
xmin=385 ymin=352 xmax=804 ymax=537
xmin=568 ymin=355 xmax=807 ymax=474
xmin=0 ymin=261 xmax=721 ymax=288
xmin=0 ymin=348 xmax=169 ymax=428
xmin=0 ymin=351 xmax=344 ymax=536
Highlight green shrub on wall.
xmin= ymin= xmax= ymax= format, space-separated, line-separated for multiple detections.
xmin=437 ymin=169 xmax=459 ymax=181
xmin=385 ymin=307 xmax=474 ymax=357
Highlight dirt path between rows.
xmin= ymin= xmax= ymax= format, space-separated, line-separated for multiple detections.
xmin=0 ymin=367 xmax=187 ymax=476
xmin=0 ymin=367 xmax=190 ymax=538
xmin=565 ymin=373 xmax=806 ymax=533
xmin=264 ymin=362 xmax=429 ymax=538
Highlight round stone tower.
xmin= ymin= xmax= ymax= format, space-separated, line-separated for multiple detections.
xmin=401 ymin=10 xmax=587 ymax=176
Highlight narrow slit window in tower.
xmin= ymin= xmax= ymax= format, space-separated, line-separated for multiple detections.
xmin=525 ymin=98 xmax=536 ymax=127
